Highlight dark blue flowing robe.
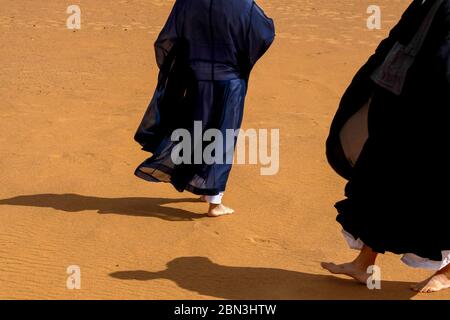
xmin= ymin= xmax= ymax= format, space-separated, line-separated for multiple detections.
xmin=134 ymin=0 xmax=275 ymax=196
xmin=327 ymin=0 xmax=450 ymax=262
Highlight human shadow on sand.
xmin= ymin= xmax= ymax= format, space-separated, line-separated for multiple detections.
xmin=0 ymin=194 xmax=207 ymax=221
xmin=110 ymin=256 xmax=418 ymax=300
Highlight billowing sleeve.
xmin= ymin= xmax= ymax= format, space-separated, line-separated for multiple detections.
xmin=247 ymin=2 xmax=275 ymax=68
xmin=335 ymin=0 xmax=422 ymax=112
xmin=350 ymin=0 xmax=421 ymax=85
xmin=154 ymin=0 xmax=183 ymax=69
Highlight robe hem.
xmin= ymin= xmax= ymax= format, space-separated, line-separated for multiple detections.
xmin=135 ymin=166 xmax=224 ymax=196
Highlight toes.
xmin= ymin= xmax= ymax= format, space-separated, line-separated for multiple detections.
xmin=422 ymin=286 xmax=434 ymax=293
xmin=207 ymin=204 xmax=234 ymax=217
xmin=423 ymin=283 xmax=440 ymax=293
xmin=411 ymin=284 xmax=421 ymax=292
xmin=321 ymin=262 xmax=334 ymax=269
xmin=411 ymin=279 xmax=440 ymax=293
xmin=412 ymin=282 xmax=426 ymax=292
xmin=419 ymin=286 xmax=428 ymax=293
xmin=321 ymin=262 xmax=339 ymax=273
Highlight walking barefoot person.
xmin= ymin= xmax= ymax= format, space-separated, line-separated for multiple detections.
xmin=323 ymin=0 xmax=450 ymax=293
xmin=134 ymin=0 xmax=275 ymax=217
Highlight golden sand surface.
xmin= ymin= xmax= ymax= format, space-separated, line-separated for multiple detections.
xmin=0 ymin=0 xmax=448 ymax=299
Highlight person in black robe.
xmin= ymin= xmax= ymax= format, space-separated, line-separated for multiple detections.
xmin=323 ymin=0 xmax=450 ymax=293
xmin=134 ymin=0 xmax=275 ymax=217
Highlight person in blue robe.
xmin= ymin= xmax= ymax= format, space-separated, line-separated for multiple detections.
xmin=134 ymin=0 xmax=275 ymax=217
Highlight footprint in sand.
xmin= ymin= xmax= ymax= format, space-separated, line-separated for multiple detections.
xmin=246 ymin=236 xmax=287 ymax=250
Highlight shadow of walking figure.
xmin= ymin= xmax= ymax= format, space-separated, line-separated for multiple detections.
xmin=110 ymin=256 xmax=417 ymax=300
xmin=0 ymin=193 xmax=206 ymax=221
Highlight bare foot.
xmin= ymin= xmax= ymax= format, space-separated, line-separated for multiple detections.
xmin=412 ymin=269 xmax=450 ymax=293
xmin=321 ymin=262 xmax=371 ymax=285
xmin=199 ymin=195 xmax=207 ymax=202
xmin=207 ymin=204 xmax=234 ymax=217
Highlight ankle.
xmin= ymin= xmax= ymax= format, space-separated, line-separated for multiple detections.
xmin=437 ymin=265 xmax=450 ymax=277
xmin=352 ymin=259 xmax=373 ymax=270
xmin=353 ymin=250 xmax=377 ymax=269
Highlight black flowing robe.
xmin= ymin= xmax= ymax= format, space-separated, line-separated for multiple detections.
xmin=134 ymin=0 xmax=275 ymax=196
xmin=327 ymin=0 xmax=450 ymax=262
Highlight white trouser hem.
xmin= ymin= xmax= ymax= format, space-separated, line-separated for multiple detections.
xmin=205 ymin=192 xmax=224 ymax=205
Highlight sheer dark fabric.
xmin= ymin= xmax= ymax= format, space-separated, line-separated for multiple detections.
xmin=326 ymin=0 xmax=450 ymax=261
xmin=134 ymin=0 xmax=275 ymax=196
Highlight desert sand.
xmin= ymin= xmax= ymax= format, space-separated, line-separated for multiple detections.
xmin=0 ymin=0 xmax=448 ymax=300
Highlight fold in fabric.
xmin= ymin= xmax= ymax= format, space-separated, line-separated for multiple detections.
xmin=327 ymin=0 xmax=450 ymax=267
xmin=134 ymin=0 xmax=275 ymax=196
